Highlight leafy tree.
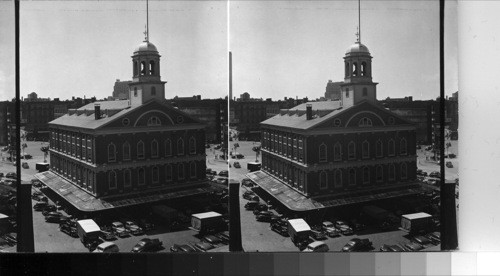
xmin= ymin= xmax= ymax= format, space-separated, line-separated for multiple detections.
xmin=41 ymin=146 xmax=49 ymax=163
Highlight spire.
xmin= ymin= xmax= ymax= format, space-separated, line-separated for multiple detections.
xmin=358 ymin=0 xmax=361 ymax=43
xmin=145 ymin=0 xmax=149 ymax=42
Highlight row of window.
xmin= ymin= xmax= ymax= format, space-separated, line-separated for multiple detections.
xmin=345 ymin=61 xmax=369 ymax=77
xmin=50 ymin=131 xmax=94 ymax=163
xmin=107 ymin=162 xmax=198 ymax=190
xmin=318 ymin=138 xmax=407 ymax=163
xmin=133 ymin=60 xmax=157 ymax=77
xmin=262 ymin=159 xmax=306 ymax=192
xmin=107 ymin=137 xmax=197 ymax=162
xmin=50 ymin=154 xmax=95 ymax=193
xmin=317 ymin=163 xmax=408 ymax=190
xmin=262 ymin=131 xmax=304 ymax=162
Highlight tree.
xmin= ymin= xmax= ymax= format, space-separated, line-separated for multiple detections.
xmin=252 ymin=145 xmax=261 ymax=162
xmin=22 ymin=143 xmax=27 ymax=156
xmin=41 ymin=146 xmax=49 ymax=163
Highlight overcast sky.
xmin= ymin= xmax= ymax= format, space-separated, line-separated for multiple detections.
xmin=16 ymin=1 xmax=227 ymax=101
xmin=230 ymin=0 xmax=458 ymax=101
xmin=0 ymin=0 xmax=457 ymax=102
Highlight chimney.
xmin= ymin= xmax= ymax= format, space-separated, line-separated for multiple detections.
xmin=94 ymin=104 xmax=101 ymax=120
xmin=306 ymin=104 xmax=312 ymax=120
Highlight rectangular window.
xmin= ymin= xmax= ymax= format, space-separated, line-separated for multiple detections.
xmin=87 ymin=137 xmax=92 ymax=162
xmin=298 ymin=139 xmax=304 ymax=162
xmin=293 ymin=138 xmax=298 ymax=160
xmin=166 ymin=165 xmax=173 ymax=182
xmin=124 ymin=170 xmax=131 ymax=187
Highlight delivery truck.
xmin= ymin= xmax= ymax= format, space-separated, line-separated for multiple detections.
xmin=247 ymin=162 xmax=261 ymax=172
xmin=76 ymin=219 xmax=101 ymax=244
xmin=287 ymin=218 xmax=311 ymax=244
xmin=189 ymin=211 xmax=225 ymax=234
xmin=400 ymin=212 xmax=433 ymax=235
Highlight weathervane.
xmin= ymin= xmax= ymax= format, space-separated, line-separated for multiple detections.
xmin=355 ymin=27 xmax=360 ymax=43
xmin=144 ymin=25 xmax=148 ymax=42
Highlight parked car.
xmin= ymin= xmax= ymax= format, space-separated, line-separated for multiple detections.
xmin=241 ymin=178 xmax=254 ymax=187
xmin=5 ymin=172 xmax=16 ymax=179
xmin=233 ymin=162 xmax=241 ymax=168
xmin=335 ymin=221 xmax=354 ymax=235
xmin=310 ymin=229 xmax=327 ymax=240
xmin=426 ymin=179 xmax=438 ymax=186
xmin=194 ymin=241 xmax=215 ymax=252
xmin=138 ymin=218 xmax=155 ymax=231
xmin=429 ymin=171 xmax=441 ymax=178
xmin=214 ymin=177 xmax=228 ymax=185
xmin=242 ymin=191 xmax=256 ymax=200
xmin=412 ymin=235 xmax=432 ymax=246
xmin=348 ymin=219 xmax=367 ymax=232
xmin=214 ymin=231 xmax=230 ymax=244
xmin=271 ymin=223 xmax=289 ymax=237
xmin=45 ymin=212 xmax=64 ymax=223
xmin=170 ymin=244 xmax=198 ymax=253
xmin=252 ymin=204 xmax=269 ymax=215
xmin=255 ymin=211 xmax=276 ymax=222
xmin=446 ymin=161 xmax=453 ymax=168
xmin=244 ymin=201 xmax=260 ymax=211
xmin=403 ymin=242 xmax=424 ymax=251
xmin=218 ymin=170 xmax=229 ymax=177
xmin=32 ymin=194 xmax=48 ymax=202
xmin=302 ymin=241 xmax=329 ymax=252
xmin=379 ymin=244 xmax=393 ymax=252
xmin=203 ymin=235 xmax=222 ymax=245
xmin=111 ymin=221 xmax=130 ymax=237
xmin=124 ymin=221 xmax=144 ymax=235
xmin=100 ymin=231 xmax=117 ymax=241
xmin=426 ymin=232 xmax=441 ymax=244
xmin=41 ymin=206 xmax=58 ymax=216
xmin=59 ymin=223 xmax=78 ymax=238
xmin=341 ymin=238 xmax=373 ymax=252
xmin=93 ymin=242 xmax=119 ymax=253
xmin=131 ymin=238 xmax=163 ymax=252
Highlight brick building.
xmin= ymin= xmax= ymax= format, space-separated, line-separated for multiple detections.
xmin=35 ymin=36 xmax=213 ymax=213
xmin=248 ymin=37 xmax=421 ymax=213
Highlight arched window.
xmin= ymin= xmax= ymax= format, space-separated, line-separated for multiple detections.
xmin=178 ymin=163 xmax=185 ymax=180
xmin=345 ymin=62 xmax=350 ymax=77
xmin=376 ymin=140 xmax=383 ymax=158
xmin=358 ymin=117 xmax=373 ymax=127
xmin=137 ymin=141 xmax=145 ymax=159
xmin=334 ymin=170 xmax=342 ymax=188
xmin=177 ymin=138 xmax=185 ymax=155
xmin=361 ymin=62 xmax=367 ymax=76
xmin=389 ymin=164 xmax=395 ymax=181
xmin=349 ymin=168 xmax=356 ymax=186
xmin=348 ymin=141 xmax=356 ymax=160
xmin=319 ymin=143 xmax=327 ymax=162
xmin=363 ymin=167 xmax=370 ymax=184
xmin=376 ymin=165 xmax=383 ymax=182
xmin=362 ymin=87 xmax=368 ymax=96
xmin=108 ymin=143 xmax=116 ymax=162
xmin=151 ymin=140 xmax=159 ymax=158
xmin=320 ymin=171 xmax=327 ymax=189
xmin=123 ymin=142 xmax=131 ymax=160
xmin=133 ymin=61 xmax=138 ymax=76
xmin=147 ymin=116 xmax=161 ymax=126
xmin=334 ymin=142 xmax=342 ymax=161
xmin=165 ymin=165 xmax=173 ymax=182
xmin=138 ymin=168 xmax=145 ymax=185
xmin=149 ymin=60 xmax=155 ymax=75
xmin=108 ymin=171 xmax=117 ymax=190
xmin=124 ymin=169 xmax=131 ymax=187
xmin=140 ymin=61 xmax=146 ymax=75
xmin=401 ymin=163 xmax=407 ymax=180
xmin=152 ymin=166 xmax=159 ymax=184
xmin=165 ymin=139 xmax=172 ymax=156
xmin=400 ymin=138 xmax=407 ymax=155
xmin=388 ymin=139 xmax=395 ymax=156
xmin=352 ymin=62 xmax=358 ymax=76
xmin=151 ymin=86 xmax=156 ymax=96
xmin=189 ymin=137 xmax=196 ymax=154
xmin=134 ymin=87 xmax=138 ymax=97
xmin=362 ymin=140 xmax=370 ymax=159
xmin=190 ymin=162 xmax=197 ymax=179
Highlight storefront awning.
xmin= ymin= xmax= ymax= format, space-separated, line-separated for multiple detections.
xmin=35 ymin=171 xmax=218 ymax=212
xmin=247 ymin=170 xmax=425 ymax=212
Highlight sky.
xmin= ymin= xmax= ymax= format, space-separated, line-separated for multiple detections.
xmin=0 ymin=0 xmax=457 ymax=102
xmin=230 ymin=0 xmax=458 ymax=101
xmin=16 ymin=1 xmax=227 ymax=101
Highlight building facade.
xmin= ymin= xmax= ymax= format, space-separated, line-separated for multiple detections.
xmin=252 ymin=37 xmax=419 ymax=211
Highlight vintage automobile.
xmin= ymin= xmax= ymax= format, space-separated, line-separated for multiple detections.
xmin=131 ymin=238 xmax=163 ymax=253
xmin=341 ymin=238 xmax=373 ymax=252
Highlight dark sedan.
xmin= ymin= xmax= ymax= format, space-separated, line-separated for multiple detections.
xmin=341 ymin=238 xmax=373 ymax=252
xmin=131 ymin=238 xmax=163 ymax=253
xmin=194 ymin=242 xmax=215 ymax=252
xmin=203 ymin=235 xmax=222 ymax=245
xmin=170 ymin=244 xmax=198 ymax=253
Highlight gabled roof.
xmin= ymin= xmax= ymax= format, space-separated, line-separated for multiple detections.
xmin=261 ymin=100 xmax=414 ymax=130
xmin=261 ymin=100 xmax=344 ymax=129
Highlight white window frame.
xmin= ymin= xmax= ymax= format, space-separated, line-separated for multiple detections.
xmin=151 ymin=139 xmax=159 ymax=158
xmin=108 ymin=171 xmax=117 ymax=190
xmin=137 ymin=140 xmax=145 ymax=159
xmin=108 ymin=143 xmax=116 ymax=162
xmin=319 ymin=143 xmax=327 ymax=163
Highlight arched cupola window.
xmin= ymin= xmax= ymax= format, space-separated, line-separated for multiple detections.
xmin=345 ymin=62 xmax=350 ymax=77
xmin=133 ymin=61 xmax=138 ymax=77
xmin=147 ymin=116 xmax=161 ymax=126
xmin=352 ymin=62 xmax=358 ymax=76
xmin=140 ymin=61 xmax=146 ymax=76
xmin=319 ymin=143 xmax=327 ymax=162
xmin=359 ymin=117 xmax=373 ymax=127
xmin=149 ymin=60 xmax=155 ymax=75
xmin=361 ymin=62 xmax=367 ymax=76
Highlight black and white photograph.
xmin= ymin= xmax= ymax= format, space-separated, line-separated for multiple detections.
xmin=0 ymin=0 xmax=228 ymax=253
xmin=229 ymin=0 xmax=458 ymax=252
